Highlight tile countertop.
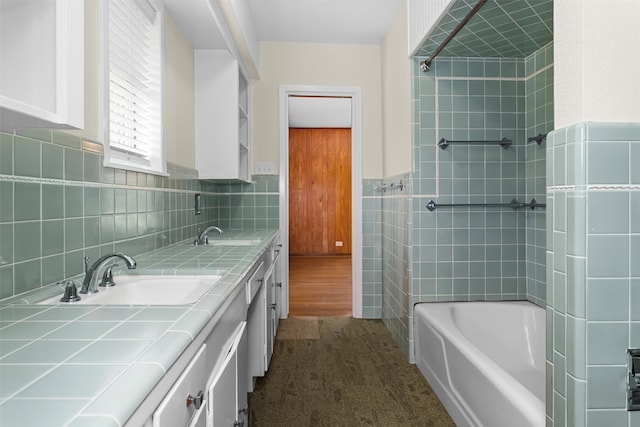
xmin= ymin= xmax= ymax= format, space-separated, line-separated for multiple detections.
xmin=0 ymin=229 xmax=279 ymax=427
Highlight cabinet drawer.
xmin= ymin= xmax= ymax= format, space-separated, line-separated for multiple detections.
xmin=245 ymin=262 xmax=264 ymax=304
xmin=153 ymin=345 xmax=207 ymax=427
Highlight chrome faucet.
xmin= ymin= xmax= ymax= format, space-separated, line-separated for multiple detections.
xmin=80 ymin=253 xmax=137 ymax=294
xmin=195 ymin=226 xmax=223 ymax=245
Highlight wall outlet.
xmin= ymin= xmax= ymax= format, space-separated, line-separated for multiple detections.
xmin=335 ymin=241 xmax=343 ymax=247
xmin=255 ymin=162 xmax=274 ymax=174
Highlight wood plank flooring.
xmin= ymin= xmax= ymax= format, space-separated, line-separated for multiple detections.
xmin=288 ymin=255 xmax=352 ymax=317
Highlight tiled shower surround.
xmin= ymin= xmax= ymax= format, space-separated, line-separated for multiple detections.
xmin=0 ymin=130 xmax=279 ymax=300
xmin=525 ymin=42 xmax=553 ymax=306
xmin=546 ymin=122 xmax=640 ymax=427
xmin=383 ymin=45 xmax=553 ymax=360
xmin=380 ymin=173 xmax=411 ymax=350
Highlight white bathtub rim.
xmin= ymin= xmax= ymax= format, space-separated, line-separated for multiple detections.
xmin=416 ymin=301 xmax=545 ymax=404
xmin=414 ymin=301 xmax=545 ymax=427
xmin=415 ymin=317 xmax=483 ymax=427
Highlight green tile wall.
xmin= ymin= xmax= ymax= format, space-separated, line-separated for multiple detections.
xmin=0 ymin=131 xmax=278 ymax=301
xmin=412 ymin=58 xmax=527 ymax=302
xmin=206 ymin=175 xmax=280 ymax=231
xmin=546 ymin=122 xmax=640 ymax=427
xmin=415 ymin=0 xmax=553 ymax=59
xmin=525 ymin=42 xmax=553 ymax=306
xmin=379 ymin=174 xmax=410 ymax=351
xmin=396 ymin=53 xmax=551 ymax=360
xmin=362 ymin=179 xmax=382 ymax=319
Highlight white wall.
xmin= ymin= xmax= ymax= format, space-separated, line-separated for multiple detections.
xmin=555 ymin=0 xmax=640 ymax=128
xmin=381 ymin=2 xmax=412 ymax=178
xmin=81 ymin=0 xmax=100 ymax=143
xmin=163 ymin=13 xmax=195 ymax=169
xmin=251 ymin=41 xmax=383 ymax=179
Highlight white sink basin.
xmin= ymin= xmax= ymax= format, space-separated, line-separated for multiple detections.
xmin=38 ymin=274 xmax=223 ymax=305
xmin=208 ymin=239 xmax=261 ymax=246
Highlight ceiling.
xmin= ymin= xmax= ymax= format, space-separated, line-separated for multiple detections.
xmin=164 ymin=0 xmax=552 ymax=57
xmin=416 ymin=0 xmax=553 ymax=58
xmin=246 ymin=0 xmax=403 ymax=45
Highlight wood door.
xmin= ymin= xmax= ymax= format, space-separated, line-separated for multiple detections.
xmin=289 ymin=128 xmax=351 ymax=255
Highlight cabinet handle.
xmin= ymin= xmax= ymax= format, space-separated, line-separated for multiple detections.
xmin=186 ymin=390 xmax=204 ymax=410
xmin=276 ymin=282 xmax=282 ymax=288
xmin=269 ymin=303 xmax=277 ymax=310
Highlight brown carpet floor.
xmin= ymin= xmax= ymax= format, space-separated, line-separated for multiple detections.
xmin=248 ymin=316 xmax=455 ymax=427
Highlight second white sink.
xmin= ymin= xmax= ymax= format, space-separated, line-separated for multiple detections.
xmin=38 ymin=274 xmax=223 ymax=305
xmin=208 ymin=239 xmax=261 ymax=246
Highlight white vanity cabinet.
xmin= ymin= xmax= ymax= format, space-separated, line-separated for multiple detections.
xmin=265 ymin=239 xmax=284 ymax=365
xmin=271 ymin=238 xmax=284 ymax=335
xmin=150 ymin=282 xmax=248 ymax=427
xmin=246 ymin=262 xmax=265 ymax=391
xmin=152 ymin=345 xmax=207 ymax=427
xmin=263 ymin=264 xmax=275 ymax=370
xmin=0 ymin=0 xmax=83 ymax=132
xmin=245 ymin=241 xmax=282 ymax=391
xmin=207 ymin=322 xmax=247 ymax=427
xmin=139 ymin=235 xmax=281 ymax=427
xmin=195 ymin=49 xmax=250 ymax=182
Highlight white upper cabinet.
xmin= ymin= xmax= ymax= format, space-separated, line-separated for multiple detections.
xmin=0 ymin=0 xmax=84 ymax=132
xmin=162 ymin=0 xmax=257 ymax=182
xmin=194 ymin=49 xmax=250 ymax=182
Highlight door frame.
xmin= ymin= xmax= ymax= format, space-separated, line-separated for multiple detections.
xmin=278 ymin=85 xmax=363 ymax=318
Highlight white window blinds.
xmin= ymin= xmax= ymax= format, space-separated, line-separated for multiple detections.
xmin=104 ymin=0 xmax=164 ymax=174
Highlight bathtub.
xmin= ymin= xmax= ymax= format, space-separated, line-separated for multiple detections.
xmin=414 ymin=301 xmax=545 ymax=427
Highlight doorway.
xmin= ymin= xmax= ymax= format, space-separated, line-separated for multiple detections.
xmin=278 ymin=85 xmax=363 ymax=319
xmin=288 ymin=127 xmax=352 ymax=316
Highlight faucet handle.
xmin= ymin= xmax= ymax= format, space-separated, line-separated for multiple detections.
xmin=60 ymin=280 xmax=81 ymax=303
xmin=99 ymin=266 xmax=116 ymax=287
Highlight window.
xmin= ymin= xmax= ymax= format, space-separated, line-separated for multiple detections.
xmin=101 ymin=0 xmax=165 ymax=175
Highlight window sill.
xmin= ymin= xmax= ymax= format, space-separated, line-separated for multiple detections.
xmin=103 ymin=160 xmax=169 ymax=178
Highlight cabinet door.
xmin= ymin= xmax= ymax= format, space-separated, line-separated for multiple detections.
xmin=263 ymin=266 xmax=274 ymax=371
xmin=194 ymin=50 xmax=250 ymax=182
xmin=246 ymin=263 xmax=265 ymax=389
xmin=236 ymin=325 xmax=248 ymax=427
xmin=188 ymin=404 xmax=207 ymax=427
xmin=0 ymin=0 xmax=83 ymax=131
xmin=153 ymin=345 xmax=207 ymax=427
xmin=208 ymin=322 xmax=246 ymax=427
xmin=272 ymin=245 xmax=282 ymax=333
xmin=208 ymin=354 xmax=236 ymax=426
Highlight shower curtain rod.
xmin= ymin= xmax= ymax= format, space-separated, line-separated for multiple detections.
xmin=420 ymin=0 xmax=488 ymax=72
xmin=425 ymin=198 xmax=546 ymax=212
